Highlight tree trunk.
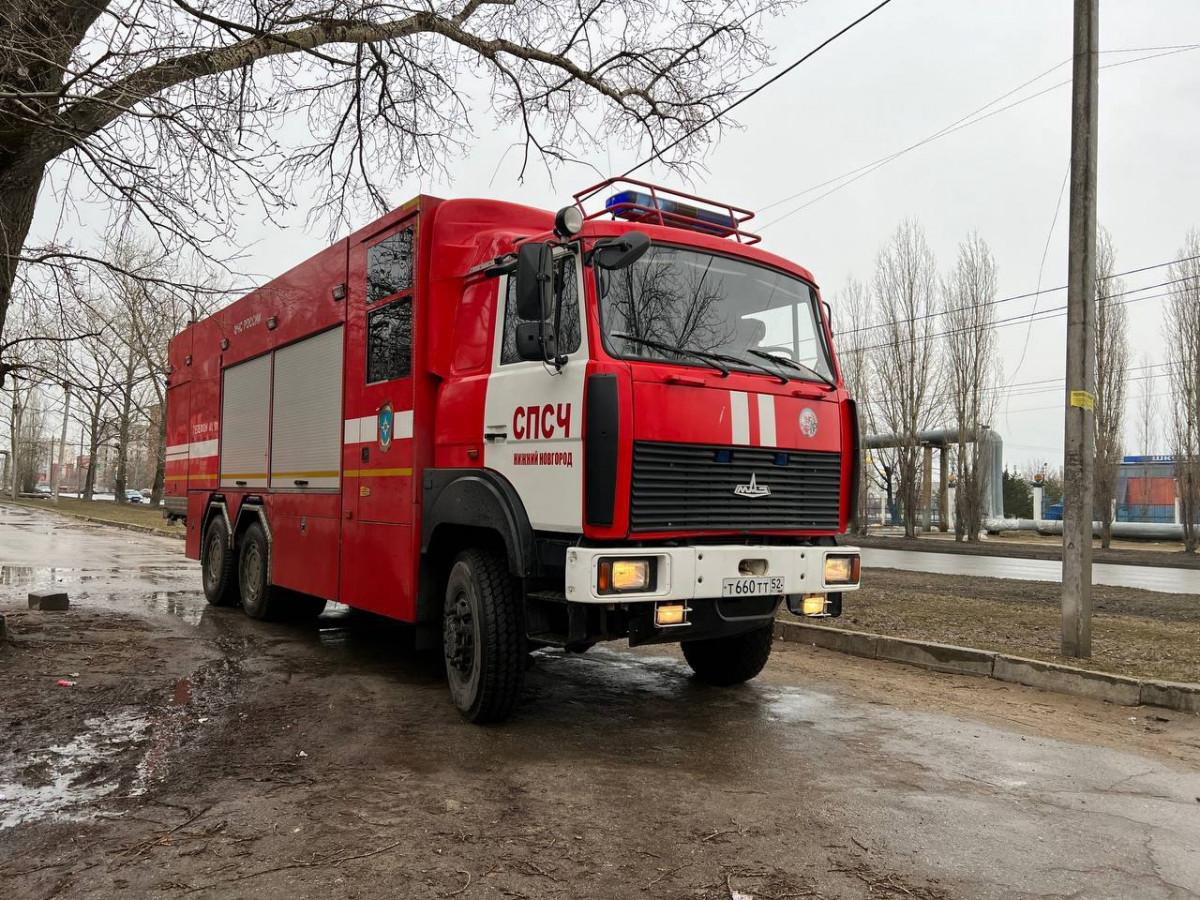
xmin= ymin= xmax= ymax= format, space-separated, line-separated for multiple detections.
xmin=150 ymin=406 xmax=166 ymax=507
xmin=84 ymin=400 xmax=102 ymax=500
xmin=114 ymin=350 xmax=136 ymax=504
xmin=0 ymin=173 xmax=46 ymax=379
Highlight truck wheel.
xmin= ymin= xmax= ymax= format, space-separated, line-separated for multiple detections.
xmin=682 ymin=623 xmax=774 ymax=686
xmin=442 ymin=549 xmax=525 ymax=723
xmin=201 ymin=516 xmax=240 ymax=607
xmin=238 ymin=522 xmax=278 ymax=621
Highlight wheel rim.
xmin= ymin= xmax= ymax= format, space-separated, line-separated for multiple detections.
xmin=204 ymin=534 xmax=223 ymax=587
xmin=444 ymin=585 xmax=481 ymax=705
xmin=243 ymin=543 xmax=263 ymax=605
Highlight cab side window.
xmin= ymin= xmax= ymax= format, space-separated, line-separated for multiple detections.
xmin=366 ymin=225 xmax=415 ymax=383
xmin=500 ymin=255 xmax=582 ymax=364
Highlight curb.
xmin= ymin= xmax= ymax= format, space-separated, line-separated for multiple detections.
xmin=774 ymin=620 xmax=1199 ymax=715
xmin=1 ymin=501 xmax=185 ymax=541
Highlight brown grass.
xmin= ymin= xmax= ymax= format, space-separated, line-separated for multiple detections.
xmin=7 ymin=497 xmax=185 ymax=536
xmin=823 ymin=569 xmax=1200 ymax=684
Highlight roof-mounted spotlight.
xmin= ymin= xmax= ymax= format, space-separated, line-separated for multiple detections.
xmin=554 ymin=205 xmax=584 ymax=239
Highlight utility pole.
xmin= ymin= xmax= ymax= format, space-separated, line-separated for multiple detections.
xmin=1061 ymin=0 xmax=1099 ymax=658
xmin=53 ymin=382 xmax=71 ymax=505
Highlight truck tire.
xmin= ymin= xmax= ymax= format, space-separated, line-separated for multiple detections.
xmin=442 ymin=549 xmax=525 ymax=723
xmin=681 ymin=623 xmax=774 ymax=686
xmin=237 ymin=522 xmax=278 ymax=621
xmin=201 ymin=516 xmax=240 ymax=607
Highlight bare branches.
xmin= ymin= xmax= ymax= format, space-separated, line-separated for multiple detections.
xmin=872 ymin=219 xmax=942 ymax=538
xmin=1164 ymin=230 xmax=1200 ymax=550
xmin=1092 ymin=226 xmax=1128 ymax=548
xmin=943 ymin=232 xmax=999 ymax=540
xmin=1 ymin=0 xmax=790 ymax=373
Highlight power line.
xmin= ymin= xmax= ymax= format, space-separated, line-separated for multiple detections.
xmin=758 ymin=44 xmax=1200 ymax=228
xmin=621 ymin=0 xmax=898 ymax=178
xmin=834 ymin=254 xmax=1200 ymax=338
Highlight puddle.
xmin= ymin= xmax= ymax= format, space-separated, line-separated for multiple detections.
xmin=0 ymin=710 xmax=150 ymax=830
xmin=138 ymin=592 xmax=206 ymax=626
xmin=0 ymin=566 xmax=54 ymax=587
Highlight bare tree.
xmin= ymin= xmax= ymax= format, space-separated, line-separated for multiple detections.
xmin=834 ymin=275 xmax=875 ymax=534
xmin=1 ymin=0 xmax=792 ymax=384
xmin=1131 ymin=351 xmax=1161 ymax=520
xmin=942 ymin=232 xmax=999 ymax=541
xmin=872 ymin=220 xmax=941 ymax=538
xmin=1093 ymin=227 xmax=1129 ymax=549
xmin=1164 ymin=230 xmax=1200 ymax=552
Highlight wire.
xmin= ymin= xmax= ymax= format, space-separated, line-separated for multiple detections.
xmin=621 ymin=0 xmax=898 ymax=178
xmin=758 ymin=44 xmax=1200 ymax=228
xmin=834 ymin=254 xmax=1200 ymax=338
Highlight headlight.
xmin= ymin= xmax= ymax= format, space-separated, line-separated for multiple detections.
xmin=824 ymin=554 xmax=861 ymax=585
xmin=598 ymin=558 xmax=653 ymax=593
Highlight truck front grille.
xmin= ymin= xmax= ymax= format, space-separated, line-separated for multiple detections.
xmin=629 ymin=441 xmax=842 ymax=533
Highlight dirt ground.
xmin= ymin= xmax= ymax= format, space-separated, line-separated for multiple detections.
xmin=4 ymin=600 xmax=1200 ymax=900
xmin=836 ymin=567 xmax=1200 ymax=682
xmin=3 ymin=504 xmax=1200 ymax=899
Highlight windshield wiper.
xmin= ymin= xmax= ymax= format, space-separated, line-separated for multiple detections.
xmin=713 ymin=352 xmax=789 ymax=385
xmin=611 ymin=332 xmax=731 ymax=377
xmin=747 ymin=349 xmax=835 ymax=388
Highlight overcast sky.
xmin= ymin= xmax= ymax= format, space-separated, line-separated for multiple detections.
xmin=35 ymin=0 xmax=1200 ymax=471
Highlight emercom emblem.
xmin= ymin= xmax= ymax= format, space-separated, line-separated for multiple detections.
xmin=734 ymin=473 xmax=771 ymax=498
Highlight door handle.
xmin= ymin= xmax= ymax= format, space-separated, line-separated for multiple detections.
xmin=484 ymin=430 xmax=507 ymax=442
xmin=293 ymin=479 xmax=309 ymax=487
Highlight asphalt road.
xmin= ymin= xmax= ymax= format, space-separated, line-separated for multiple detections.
xmin=2 ymin=504 xmax=1199 ymax=899
xmin=861 ymin=546 xmax=1200 ymax=594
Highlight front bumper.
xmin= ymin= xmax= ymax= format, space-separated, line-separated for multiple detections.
xmin=563 ymin=543 xmax=861 ymax=604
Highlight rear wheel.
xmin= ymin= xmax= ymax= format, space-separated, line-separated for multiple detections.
xmin=238 ymin=522 xmax=278 ymax=621
xmin=682 ymin=623 xmax=774 ymax=686
xmin=442 ymin=549 xmax=525 ymax=723
xmin=201 ymin=516 xmax=240 ymax=607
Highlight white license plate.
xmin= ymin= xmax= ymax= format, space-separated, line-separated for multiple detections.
xmin=721 ymin=576 xmax=785 ymax=597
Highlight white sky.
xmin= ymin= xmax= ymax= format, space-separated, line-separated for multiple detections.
xmin=29 ymin=0 xmax=1200 ymax=470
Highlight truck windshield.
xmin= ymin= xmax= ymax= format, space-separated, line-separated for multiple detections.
xmin=595 ymin=245 xmax=834 ymax=384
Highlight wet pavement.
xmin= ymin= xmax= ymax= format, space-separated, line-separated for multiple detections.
xmin=2 ymin=503 xmax=1200 ymax=899
xmin=862 ymin=547 xmax=1200 ymax=594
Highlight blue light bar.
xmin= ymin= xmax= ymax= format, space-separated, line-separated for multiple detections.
xmin=605 ymin=190 xmax=737 ymax=235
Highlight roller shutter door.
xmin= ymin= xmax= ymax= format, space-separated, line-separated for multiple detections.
xmin=270 ymin=327 xmax=344 ymax=490
xmin=219 ymin=354 xmax=272 ymax=488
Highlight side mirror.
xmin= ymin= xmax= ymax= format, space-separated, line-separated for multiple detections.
xmin=590 ymin=231 xmax=651 ymax=271
xmin=515 ymin=241 xmax=554 ymax=320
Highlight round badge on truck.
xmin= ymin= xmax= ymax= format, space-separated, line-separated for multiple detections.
xmin=378 ymin=402 xmax=394 ymax=452
xmin=799 ymin=407 xmax=818 ymax=438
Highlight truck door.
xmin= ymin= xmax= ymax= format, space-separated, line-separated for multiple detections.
xmin=340 ymin=214 xmax=418 ymax=617
xmin=482 ymin=252 xmax=588 ymax=533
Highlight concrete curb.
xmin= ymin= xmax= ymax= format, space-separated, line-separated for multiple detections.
xmin=774 ymin=620 xmax=1199 ymax=715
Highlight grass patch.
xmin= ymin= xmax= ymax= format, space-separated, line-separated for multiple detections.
xmin=6 ymin=497 xmax=185 ymax=536
xmin=820 ymin=569 xmax=1200 ymax=684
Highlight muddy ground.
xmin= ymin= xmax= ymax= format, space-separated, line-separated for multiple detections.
xmin=2 ymin=504 xmax=1200 ymax=899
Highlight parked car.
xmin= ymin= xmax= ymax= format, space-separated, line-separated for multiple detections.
xmin=125 ymin=490 xmax=145 ymax=503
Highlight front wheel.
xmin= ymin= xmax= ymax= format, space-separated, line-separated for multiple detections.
xmin=682 ymin=623 xmax=774 ymax=686
xmin=442 ymin=549 xmax=525 ymax=723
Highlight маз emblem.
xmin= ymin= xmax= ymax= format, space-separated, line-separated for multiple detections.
xmin=734 ymin=473 xmax=771 ymax=498
xmin=799 ymin=407 xmax=819 ymax=438
xmin=378 ymin=402 xmax=394 ymax=452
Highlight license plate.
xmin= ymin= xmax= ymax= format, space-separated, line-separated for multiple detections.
xmin=721 ymin=576 xmax=785 ymax=597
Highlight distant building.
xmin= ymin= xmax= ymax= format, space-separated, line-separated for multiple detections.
xmin=1116 ymin=455 xmax=1178 ymax=523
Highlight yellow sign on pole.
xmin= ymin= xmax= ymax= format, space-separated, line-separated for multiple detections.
xmin=1069 ymin=390 xmax=1094 ymax=410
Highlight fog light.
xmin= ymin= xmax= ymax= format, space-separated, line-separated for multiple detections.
xmin=655 ymin=603 xmax=687 ymax=626
xmin=801 ymin=593 xmax=828 ymax=616
xmin=824 ymin=554 xmax=861 ymax=585
xmin=598 ymin=558 xmax=653 ymax=594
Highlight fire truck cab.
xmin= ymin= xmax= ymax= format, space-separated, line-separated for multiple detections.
xmin=165 ymin=180 xmax=861 ymax=722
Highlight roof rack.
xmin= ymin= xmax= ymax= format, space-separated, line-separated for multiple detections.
xmin=572 ymin=177 xmax=761 ymax=245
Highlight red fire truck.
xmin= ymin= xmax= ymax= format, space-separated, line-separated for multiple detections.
xmin=164 ymin=179 xmax=861 ymax=722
